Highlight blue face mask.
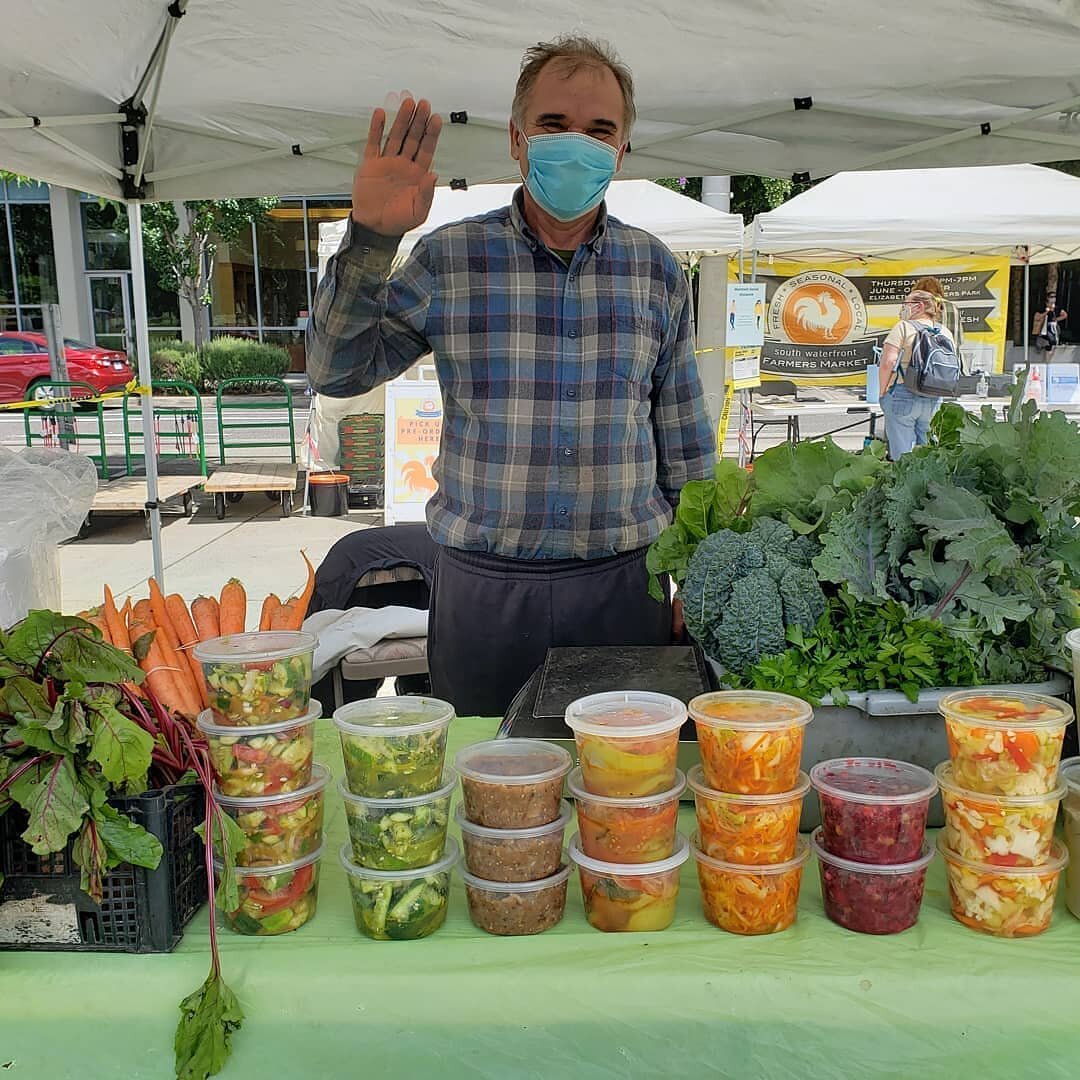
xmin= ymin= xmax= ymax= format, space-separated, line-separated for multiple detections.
xmin=520 ymin=132 xmax=620 ymax=222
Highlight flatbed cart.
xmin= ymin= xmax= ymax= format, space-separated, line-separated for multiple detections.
xmin=85 ymin=473 xmax=206 ymax=537
xmin=204 ymin=377 xmax=298 ymax=519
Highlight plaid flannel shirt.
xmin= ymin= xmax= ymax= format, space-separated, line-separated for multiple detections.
xmin=307 ymin=189 xmax=715 ymax=560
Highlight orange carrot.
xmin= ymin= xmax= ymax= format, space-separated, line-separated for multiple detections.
xmin=129 ymin=601 xmax=185 ymax=717
xmin=219 ymin=579 xmax=246 ymax=636
xmin=290 ymin=551 xmax=317 ymax=630
xmin=259 ymin=594 xmax=282 ymax=632
xmin=102 ymin=586 xmax=130 ymax=654
xmin=191 ymin=596 xmax=220 ymax=642
xmin=86 ymin=606 xmax=112 ymax=646
xmin=148 ymin=578 xmax=181 ymax=652
xmin=138 ymin=595 xmax=200 ymax=719
xmin=167 ymin=594 xmax=209 ymax=710
xmin=269 ymin=603 xmax=295 ymax=630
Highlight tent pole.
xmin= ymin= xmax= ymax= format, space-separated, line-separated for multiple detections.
xmin=1023 ymin=258 xmax=1030 ymax=369
xmin=126 ymin=201 xmax=165 ymax=586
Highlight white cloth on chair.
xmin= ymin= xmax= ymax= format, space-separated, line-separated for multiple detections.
xmin=302 ymin=606 xmax=429 ymax=681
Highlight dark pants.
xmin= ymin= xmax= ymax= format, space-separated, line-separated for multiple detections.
xmin=428 ymin=545 xmax=671 ymax=718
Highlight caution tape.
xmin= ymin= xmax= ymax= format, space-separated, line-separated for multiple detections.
xmin=715 ymin=382 xmax=736 ymax=458
xmin=0 ymin=379 xmax=151 ymax=412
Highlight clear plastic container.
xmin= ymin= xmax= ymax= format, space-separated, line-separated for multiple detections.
xmin=454 ymin=738 xmax=572 ymax=828
xmin=688 ymin=690 xmax=812 ymax=795
xmin=564 ymin=691 xmax=687 ymax=798
xmin=334 ymin=696 xmax=454 ymax=798
xmin=462 ymin=864 xmax=571 ymax=936
xmin=810 ymin=757 xmax=936 ymax=865
xmin=939 ymin=689 xmax=1072 ymax=797
xmin=936 ymin=761 xmax=1063 ymax=869
xmin=568 ymin=831 xmax=688 ymax=932
xmin=455 ymin=801 xmax=571 ymax=882
xmin=812 ymin=829 xmax=933 ymax=935
xmin=197 ymin=701 xmax=318 ymax=797
xmin=215 ymin=846 xmax=322 ymax=935
xmin=339 ymin=768 xmax=456 ymax=871
xmin=688 ymin=764 xmax=809 ymax=865
xmin=1066 ymin=629 xmax=1080 ymax=709
xmin=193 ymin=630 xmax=317 ymax=726
xmin=340 ymin=838 xmax=458 ymax=940
xmin=214 ymin=762 xmax=329 ymax=867
xmin=938 ymin=835 xmax=1068 ymax=937
xmin=1061 ymin=757 xmax=1080 ymax=919
xmin=691 ymin=834 xmax=809 ymax=935
xmin=568 ymin=767 xmax=684 ymax=864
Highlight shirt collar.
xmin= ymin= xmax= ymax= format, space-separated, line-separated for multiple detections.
xmin=510 ymin=186 xmax=608 ymax=256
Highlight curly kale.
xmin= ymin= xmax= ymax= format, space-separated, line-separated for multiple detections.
xmin=682 ymin=517 xmax=826 ymax=674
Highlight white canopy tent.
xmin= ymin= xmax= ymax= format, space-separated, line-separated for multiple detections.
xmin=5 ymin=0 xmax=1080 ymax=582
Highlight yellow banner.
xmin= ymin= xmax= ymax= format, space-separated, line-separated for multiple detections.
xmin=730 ymin=255 xmax=1009 ymax=385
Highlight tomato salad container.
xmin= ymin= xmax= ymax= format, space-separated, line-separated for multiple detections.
xmin=939 ymin=690 xmax=1072 ymax=797
xmin=193 ymin=630 xmax=317 ymax=726
xmin=688 ymin=691 xmax=812 ymax=795
xmin=568 ymin=767 xmax=684 ymax=864
xmin=810 ymin=757 xmax=936 ymax=865
xmin=216 ymin=847 xmax=323 ymax=936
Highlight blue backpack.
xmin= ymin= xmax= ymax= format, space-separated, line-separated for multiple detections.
xmin=900 ymin=321 xmax=961 ymax=397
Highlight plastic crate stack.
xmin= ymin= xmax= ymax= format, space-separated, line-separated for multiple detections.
xmin=338 ymin=414 xmax=385 ymax=508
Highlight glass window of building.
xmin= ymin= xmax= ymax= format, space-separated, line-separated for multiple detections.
xmin=83 ymin=202 xmax=130 ymax=271
xmin=256 ymin=199 xmax=308 ymax=328
xmin=304 ymin=198 xmax=351 ymax=270
xmin=0 ymin=204 xmax=15 ymax=330
xmin=211 ymin=221 xmax=257 ymax=329
xmin=10 ymin=203 xmax=57 ymax=324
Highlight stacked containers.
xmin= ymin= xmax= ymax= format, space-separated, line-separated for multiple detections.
xmin=334 ymin=697 xmax=458 ymax=940
xmin=809 ymin=758 xmax=937 ymax=935
xmin=937 ymin=690 xmax=1073 ymax=937
xmin=454 ymin=740 xmax=574 ymax=936
xmin=192 ymin=630 xmax=325 ymax=936
xmin=564 ymin=692 xmax=690 ymax=932
xmin=1061 ymin=758 xmax=1080 ymax=920
xmin=688 ymin=691 xmax=813 ymax=935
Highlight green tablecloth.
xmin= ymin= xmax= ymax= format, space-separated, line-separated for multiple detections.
xmin=5 ymin=716 xmax=1080 ymax=1079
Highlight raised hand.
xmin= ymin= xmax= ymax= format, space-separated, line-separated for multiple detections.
xmin=351 ymin=97 xmax=442 ymax=236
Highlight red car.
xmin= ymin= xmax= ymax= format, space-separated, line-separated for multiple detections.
xmin=0 ymin=331 xmax=134 ymax=404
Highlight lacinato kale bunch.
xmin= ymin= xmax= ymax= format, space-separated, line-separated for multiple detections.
xmin=682 ymin=516 xmax=825 ymax=674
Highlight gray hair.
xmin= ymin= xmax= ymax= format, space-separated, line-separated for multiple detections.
xmin=512 ymin=35 xmax=636 ymax=136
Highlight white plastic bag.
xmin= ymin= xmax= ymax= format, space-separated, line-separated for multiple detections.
xmin=0 ymin=447 xmax=98 ymax=627
xmin=301 ymin=386 xmax=385 ymax=471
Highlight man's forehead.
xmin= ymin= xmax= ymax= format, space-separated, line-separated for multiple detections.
xmin=527 ymin=63 xmax=623 ymax=121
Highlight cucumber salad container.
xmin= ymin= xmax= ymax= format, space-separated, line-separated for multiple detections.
xmin=334 ymin=697 xmax=459 ymax=939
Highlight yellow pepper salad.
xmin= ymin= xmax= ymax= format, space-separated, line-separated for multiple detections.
xmin=692 ymin=834 xmax=809 ymax=935
xmin=939 ymin=690 xmax=1072 ymax=797
xmin=936 ymin=762 xmax=1063 ymax=869
xmin=568 ymin=832 xmax=689 ymax=932
xmin=938 ymin=835 xmax=1069 ymax=938
xmin=564 ymin=691 xmax=687 ymax=798
xmin=688 ymin=691 xmax=812 ymax=795
xmin=1059 ymin=757 xmax=1080 ymax=919
xmin=688 ymin=765 xmax=809 ymax=865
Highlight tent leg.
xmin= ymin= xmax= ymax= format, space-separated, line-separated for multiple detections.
xmin=126 ymin=202 xmax=165 ymax=586
xmin=1023 ymin=260 xmax=1030 ymax=369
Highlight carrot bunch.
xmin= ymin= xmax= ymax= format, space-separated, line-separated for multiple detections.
xmin=77 ymin=551 xmax=317 ymax=724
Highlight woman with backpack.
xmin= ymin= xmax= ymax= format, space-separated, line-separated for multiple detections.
xmin=877 ymin=289 xmax=957 ymax=459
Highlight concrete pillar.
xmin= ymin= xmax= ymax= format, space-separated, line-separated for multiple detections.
xmin=696 ymin=254 xmax=729 ymax=426
xmin=701 ymin=175 xmax=732 ymax=213
xmin=47 ymin=185 xmax=92 ymax=342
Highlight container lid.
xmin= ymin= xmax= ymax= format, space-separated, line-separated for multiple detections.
xmin=687 ymin=764 xmax=810 ymax=804
xmin=938 ymin=689 xmax=1073 ymax=729
xmin=934 ymin=761 xmax=1065 ymax=805
xmin=936 ymin=833 xmax=1068 ymax=875
xmin=454 ymin=738 xmax=572 ymax=785
xmin=567 ymin=767 xmax=686 ymax=807
xmin=193 ymin=630 xmax=317 ymax=664
xmin=309 ymin=472 xmax=349 ymax=486
xmin=810 ymin=757 xmax=937 ymax=806
xmin=691 ymin=833 xmax=810 ymax=875
xmin=1060 ymin=756 xmax=1080 ymax=795
xmin=1065 ymin=628 xmax=1080 ymax=651
xmin=567 ymin=831 xmax=689 ymax=876
xmin=213 ymin=843 xmax=324 ymax=876
xmin=688 ymin=690 xmax=812 ymax=730
xmin=338 ymin=768 xmax=457 ymax=807
xmin=564 ymin=691 xmax=687 ymax=739
xmin=196 ymin=698 xmax=322 ymax=737
xmin=333 ymin=696 xmax=455 ymax=737
xmin=213 ymin=762 xmax=330 ymax=807
xmin=811 ymin=829 xmax=934 ymax=875
xmin=339 ymin=837 xmax=459 ymax=880
xmin=461 ymin=863 xmax=572 ymax=893
xmin=454 ymin=800 xmax=572 ymax=839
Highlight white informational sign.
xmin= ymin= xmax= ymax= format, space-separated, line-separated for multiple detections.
xmin=728 ymin=346 xmax=761 ymax=389
xmin=726 ymin=283 xmax=767 ymax=347
xmin=383 ymin=367 xmax=442 ymax=525
xmin=1046 ymin=364 xmax=1080 ymax=405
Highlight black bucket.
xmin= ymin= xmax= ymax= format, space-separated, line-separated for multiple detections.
xmin=308 ymin=472 xmax=349 ymax=517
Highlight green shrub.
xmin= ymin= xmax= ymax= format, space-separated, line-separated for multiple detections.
xmin=201 ymin=336 xmax=290 ymax=392
xmin=150 ymin=341 xmax=203 ymax=391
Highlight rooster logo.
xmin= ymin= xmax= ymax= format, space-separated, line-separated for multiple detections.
xmin=792 ymin=292 xmax=844 ymax=339
xmin=773 ymin=274 xmax=864 ymax=346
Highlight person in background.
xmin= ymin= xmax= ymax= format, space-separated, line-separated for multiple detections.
xmin=307 ymin=36 xmax=715 ymax=717
xmin=877 ymin=289 xmax=954 ymax=459
xmin=1034 ymin=293 xmax=1069 ymax=359
xmin=914 ymin=276 xmax=964 ymax=365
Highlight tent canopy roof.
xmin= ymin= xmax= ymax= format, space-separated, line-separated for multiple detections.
xmin=748 ymin=165 xmax=1080 ymax=263
xmin=317 ymin=180 xmax=743 ymax=260
xmin=4 ymin=1 xmax=1080 ymax=202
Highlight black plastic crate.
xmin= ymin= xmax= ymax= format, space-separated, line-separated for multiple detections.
xmin=0 ymin=783 xmax=206 ymax=953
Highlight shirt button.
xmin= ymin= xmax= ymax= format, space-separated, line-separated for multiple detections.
xmin=568 ymin=273 xmax=577 ymax=282
xmin=567 ymin=329 xmax=577 ymax=339
xmin=566 ymin=388 xmax=576 ymax=398
xmin=558 ymin=508 xmax=568 ymax=516
xmin=563 ymin=447 xmax=573 ymax=456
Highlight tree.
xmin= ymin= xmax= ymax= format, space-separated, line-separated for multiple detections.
xmin=655 ymin=175 xmax=809 ymax=222
xmin=140 ymin=199 xmax=277 ymax=349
